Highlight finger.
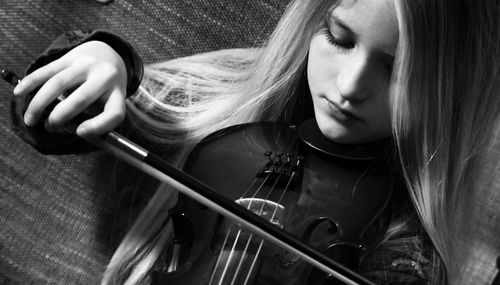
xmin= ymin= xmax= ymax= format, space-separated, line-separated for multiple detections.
xmin=45 ymin=79 xmax=108 ymax=132
xmin=24 ymin=66 xmax=85 ymax=126
xmin=76 ymin=88 xmax=126 ymax=137
xmin=13 ymin=57 xmax=70 ymax=96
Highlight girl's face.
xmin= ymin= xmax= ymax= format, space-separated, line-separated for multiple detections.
xmin=307 ymin=0 xmax=398 ymax=144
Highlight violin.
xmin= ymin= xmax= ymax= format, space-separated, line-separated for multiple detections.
xmin=2 ymin=69 xmax=393 ymax=285
xmin=152 ymin=119 xmax=394 ymax=284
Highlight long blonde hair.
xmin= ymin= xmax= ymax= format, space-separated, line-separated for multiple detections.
xmin=102 ymin=0 xmax=500 ymax=283
xmin=393 ymin=0 xmax=500 ymax=283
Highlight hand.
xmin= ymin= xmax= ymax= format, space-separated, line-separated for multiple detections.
xmin=13 ymin=40 xmax=128 ymax=138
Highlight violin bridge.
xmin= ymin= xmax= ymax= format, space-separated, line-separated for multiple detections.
xmin=235 ymin=198 xmax=286 ymax=229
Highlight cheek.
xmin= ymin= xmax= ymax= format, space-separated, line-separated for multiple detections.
xmin=307 ymin=35 xmax=337 ymax=96
xmin=366 ymin=95 xmax=393 ymax=138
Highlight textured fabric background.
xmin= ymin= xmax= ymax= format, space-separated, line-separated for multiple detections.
xmin=0 ymin=1 xmax=287 ymax=284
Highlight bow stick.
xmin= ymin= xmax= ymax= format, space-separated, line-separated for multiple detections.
xmin=1 ymin=68 xmax=376 ymax=285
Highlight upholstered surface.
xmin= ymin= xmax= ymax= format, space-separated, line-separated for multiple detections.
xmin=0 ymin=1 xmax=287 ymax=283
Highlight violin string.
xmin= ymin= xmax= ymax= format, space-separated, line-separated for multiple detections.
xmin=211 ymin=172 xmax=273 ymax=284
xmin=270 ymin=172 xmax=296 ymax=226
xmin=229 ymin=232 xmax=253 ymax=285
xmin=217 ymin=152 xmax=296 ymax=285
xmin=227 ymin=163 xmax=286 ymax=284
xmin=239 ymin=157 xmax=297 ymax=284
xmin=216 ymin=229 xmax=244 ymax=285
xmin=243 ymin=240 xmax=264 ymax=285
xmin=208 ymin=226 xmax=233 ymax=285
xmin=242 ymin=172 xmax=297 ymax=285
xmin=242 ymin=176 xmax=263 ymax=199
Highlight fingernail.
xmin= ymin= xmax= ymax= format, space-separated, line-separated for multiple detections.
xmin=13 ymin=80 xmax=25 ymax=95
xmin=24 ymin=113 xmax=34 ymax=126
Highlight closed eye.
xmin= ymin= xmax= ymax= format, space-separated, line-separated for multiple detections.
xmin=322 ymin=28 xmax=355 ymax=50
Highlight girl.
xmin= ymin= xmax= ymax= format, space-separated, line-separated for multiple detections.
xmin=11 ymin=0 xmax=500 ymax=284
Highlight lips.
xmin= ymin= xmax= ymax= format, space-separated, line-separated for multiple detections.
xmin=323 ymin=98 xmax=363 ymax=122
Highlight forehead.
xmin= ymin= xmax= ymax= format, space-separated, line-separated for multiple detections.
xmin=331 ymin=0 xmax=398 ymax=55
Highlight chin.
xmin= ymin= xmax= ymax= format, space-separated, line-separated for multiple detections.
xmin=314 ymin=112 xmax=391 ymax=145
xmin=320 ymin=126 xmax=390 ymax=146
xmin=317 ymin=123 xmax=361 ymax=145
xmin=314 ymin=115 xmax=357 ymax=144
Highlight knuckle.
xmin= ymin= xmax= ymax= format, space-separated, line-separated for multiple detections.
xmin=79 ymin=55 xmax=100 ymax=67
xmin=46 ymin=72 xmax=71 ymax=91
xmin=99 ymin=63 xmax=121 ymax=80
xmin=23 ymin=71 xmax=42 ymax=86
xmin=72 ymin=95 xmax=90 ymax=110
xmin=45 ymin=60 xmax=60 ymax=72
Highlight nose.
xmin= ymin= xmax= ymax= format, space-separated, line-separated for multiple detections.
xmin=335 ymin=53 xmax=374 ymax=102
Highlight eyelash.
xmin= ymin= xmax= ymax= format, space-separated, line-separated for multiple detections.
xmin=322 ymin=28 xmax=355 ymax=50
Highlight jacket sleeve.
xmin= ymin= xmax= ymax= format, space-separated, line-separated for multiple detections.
xmin=10 ymin=30 xmax=144 ymax=155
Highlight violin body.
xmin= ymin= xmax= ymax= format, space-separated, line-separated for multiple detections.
xmin=153 ymin=121 xmax=393 ymax=285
